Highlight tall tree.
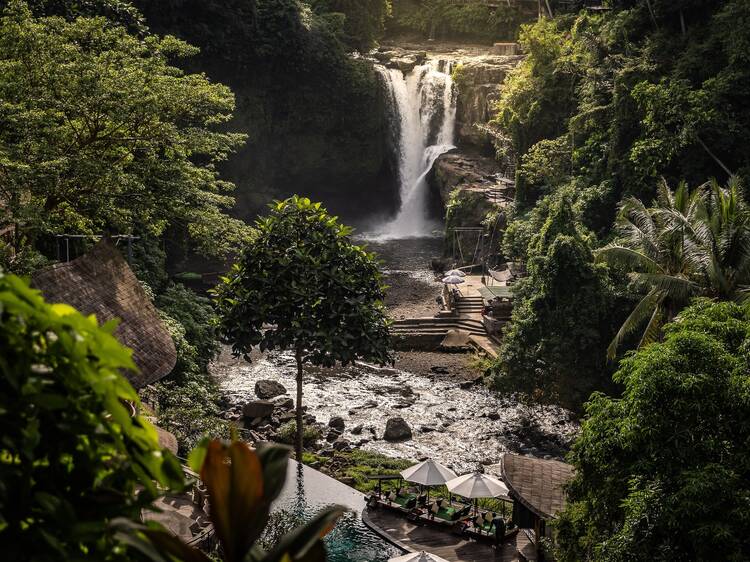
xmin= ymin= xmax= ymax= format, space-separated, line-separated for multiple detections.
xmin=0 ymin=0 xmax=248 ymax=257
xmin=556 ymin=299 xmax=750 ymax=562
xmin=213 ymin=196 xmax=393 ymax=457
xmin=493 ymin=194 xmax=617 ymax=409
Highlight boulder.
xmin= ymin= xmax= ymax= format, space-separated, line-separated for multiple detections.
xmin=242 ymin=400 xmax=274 ymax=419
xmin=326 ymin=429 xmax=341 ymax=443
xmin=351 ymin=424 xmax=364 ymax=435
xmin=255 ymin=379 xmax=287 ymax=400
xmin=279 ymin=411 xmax=296 ymax=422
xmin=271 ymin=395 xmax=294 ymax=411
xmin=328 ymin=416 xmax=345 ymax=431
xmin=332 ymin=439 xmax=351 ymax=452
xmin=383 ymin=417 xmax=412 ymax=442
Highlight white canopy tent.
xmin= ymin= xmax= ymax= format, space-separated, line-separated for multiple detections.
xmin=400 ymin=459 xmax=457 ymax=503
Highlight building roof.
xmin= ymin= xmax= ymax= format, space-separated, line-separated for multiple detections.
xmin=32 ymin=239 xmax=176 ymax=388
xmin=501 ymin=453 xmax=574 ymax=520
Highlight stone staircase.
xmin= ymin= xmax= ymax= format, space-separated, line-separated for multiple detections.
xmin=391 ymin=296 xmax=486 ymax=337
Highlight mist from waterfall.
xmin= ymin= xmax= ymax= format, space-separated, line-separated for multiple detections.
xmin=370 ymin=60 xmax=456 ymax=239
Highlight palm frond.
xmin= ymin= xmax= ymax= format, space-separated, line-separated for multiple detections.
xmin=606 ymin=289 xmax=663 ymax=360
xmin=596 ymin=244 xmax=663 ymax=273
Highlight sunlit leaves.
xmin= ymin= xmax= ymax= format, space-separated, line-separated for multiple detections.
xmin=0 ymin=0 xmax=248 ymax=256
xmin=0 ymin=273 xmax=185 ymax=559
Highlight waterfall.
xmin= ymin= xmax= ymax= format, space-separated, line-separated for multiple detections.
xmin=373 ymin=60 xmax=456 ymax=238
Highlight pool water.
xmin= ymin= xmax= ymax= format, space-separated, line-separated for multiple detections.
xmin=262 ymin=461 xmax=403 ymax=562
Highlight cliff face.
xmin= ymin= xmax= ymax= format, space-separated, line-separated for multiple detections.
xmin=453 ymin=54 xmax=524 ymax=149
xmin=135 ymin=0 xmax=399 ymax=225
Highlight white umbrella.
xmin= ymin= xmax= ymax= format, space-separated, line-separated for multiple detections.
xmin=446 ymin=472 xmax=509 ymax=515
xmin=400 ymin=459 xmax=457 ymax=486
xmin=389 ymin=551 xmax=450 ymax=562
xmin=445 ymin=269 xmax=466 ymax=277
xmin=441 ymin=275 xmax=465 ymax=285
xmin=400 ymin=459 xmax=457 ymax=504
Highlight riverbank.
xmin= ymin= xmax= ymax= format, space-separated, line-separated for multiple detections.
xmin=210 ymin=237 xmax=579 ymax=484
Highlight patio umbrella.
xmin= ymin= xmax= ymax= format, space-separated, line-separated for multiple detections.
xmin=446 ymin=472 xmax=509 ymax=516
xmin=389 ymin=551 xmax=450 ymax=562
xmin=445 ymin=269 xmax=466 ymax=277
xmin=441 ymin=275 xmax=465 ymax=285
xmin=400 ymin=459 xmax=457 ymax=503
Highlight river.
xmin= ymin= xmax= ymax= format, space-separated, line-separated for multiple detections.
xmin=211 ymin=236 xmax=578 ymax=473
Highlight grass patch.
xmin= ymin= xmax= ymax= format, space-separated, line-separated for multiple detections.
xmin=302 ymin=450 xmax=413 ymax=493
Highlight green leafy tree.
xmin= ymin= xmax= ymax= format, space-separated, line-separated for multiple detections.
xmin=0 ymin=272 xmax=185 ymax=560
xmin=311 ymin=0 xmax=391 ymax=52
xmin=493 ymin=195 xmax=617 ymax=409
xmin=597 ymin=178 xmax=750 ymax=358
xmin=214 ymin=196 xmax=393 ymax=457
xmin=556 ymin=299 xmax=750 ymax=561
xmin=0 ymin=0 xmax=248 ymax=257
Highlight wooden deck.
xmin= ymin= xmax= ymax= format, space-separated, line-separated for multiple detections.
xmin=364 ymin=507 xmax=537 ymax=562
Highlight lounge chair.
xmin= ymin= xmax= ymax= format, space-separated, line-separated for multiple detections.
xmin=422 ymin=500 xmax=471 ymax=526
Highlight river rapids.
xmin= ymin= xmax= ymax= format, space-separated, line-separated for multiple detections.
xmin=211 ymin=238 xmax=579 ymax=473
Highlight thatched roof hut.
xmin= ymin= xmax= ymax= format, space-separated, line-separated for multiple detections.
xmin=501 ymin=452 xmax=574 ymax=541
xmin=32 ymin=239 xmax=176 ymax=388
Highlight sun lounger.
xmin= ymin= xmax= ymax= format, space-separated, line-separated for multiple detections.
xmin=420 ymin=500 xmax=471 ymax=526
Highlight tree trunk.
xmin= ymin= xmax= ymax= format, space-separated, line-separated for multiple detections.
xmin=295 ymin=347 xmax=304 ymax=460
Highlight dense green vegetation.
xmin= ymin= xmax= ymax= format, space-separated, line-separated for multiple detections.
xmin=389 ymin=0 xmax=528 ymax=42
xmin=491 ymin=0 xmax=750 ymax=409
xmin=555 ymin=299 xmax=750 ymax=561
xmin=0 ymin=0 xmax=248 ymax=260
xmin=597 ymin=178 xmax=750 ymax=358
xmin=494 ymin=195 xmax=621 ymax=409
xmin=214 ymin=196 xmax=393 ymax=456
xmin=0 ymin=273 xmax=185 ymax=559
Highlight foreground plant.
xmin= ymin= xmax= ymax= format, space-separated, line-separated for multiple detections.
xmin=119 ymin=439 xmax=343 ymax=562
xmin=214 ymin=196 xmax=393 ymax=458
xmin=0 ymin=273 xmax=185 ymax=559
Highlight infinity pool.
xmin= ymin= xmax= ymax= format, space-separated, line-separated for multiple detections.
xmin=262 ymin=461 xmax=403 ymax=562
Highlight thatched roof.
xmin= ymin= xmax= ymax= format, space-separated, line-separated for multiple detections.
xmin=501 ymin=453 xmax=574 ymax=520
xmin=32 ymin=239 xmax=176 ymax=388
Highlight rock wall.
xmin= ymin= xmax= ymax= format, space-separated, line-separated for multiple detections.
xmin=453 ymin=54 xmax=524 ymax=149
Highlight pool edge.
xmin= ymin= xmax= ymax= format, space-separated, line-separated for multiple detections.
xmin=361 ymin=506 xmax=413 ymax=554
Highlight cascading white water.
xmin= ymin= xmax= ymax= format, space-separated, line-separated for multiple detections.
xmin=372 ymin=60 xmax=457 ymax=238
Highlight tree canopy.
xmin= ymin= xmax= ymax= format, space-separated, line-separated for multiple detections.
xmin=493 ymin=195 xmax=619 ymax=409
xmin=0 ymin=0 xmax=248 ymax=257
xmin=214 ymin=196 xmax=392 ymax=454
xmin=556 ymin=298 xmax=750 ymax=561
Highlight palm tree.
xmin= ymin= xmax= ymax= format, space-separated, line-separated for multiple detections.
xmin=596 ymin=178 xmax=750 ymax=359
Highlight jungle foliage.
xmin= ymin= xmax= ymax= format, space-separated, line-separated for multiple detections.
xmin=555 ymin=299 xmax=750 ymax=561
xmin=388 ymin=0 xmax=528 ymax=42
xmin=0 ymin=273 xmax=185 ymax=560
xmin=494 ymin=195 xmax=621 ymax=409
xmin=597 ymin=178 xmax=750 ymax=358
xmin=0 ymin=0 xmax=249 ymax=259
xmin=492 ymin=0 xmax=750 ymax=408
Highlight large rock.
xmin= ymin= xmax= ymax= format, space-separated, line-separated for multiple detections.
xmin=255 ymin=380 xmax=287 ymax=399
xmin=384 ymin=417 xmax=413 ymax=442
xmin=242 ymin=400 xmax=275 ymax=419
xmin=328 ymin=416 xmax=345 ymax=431
xmin=271 ymin=395 xmax=294 ymax=411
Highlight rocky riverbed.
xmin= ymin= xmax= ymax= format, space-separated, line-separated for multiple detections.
xmin=210 ymin=237 xmax=579 ymax=472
